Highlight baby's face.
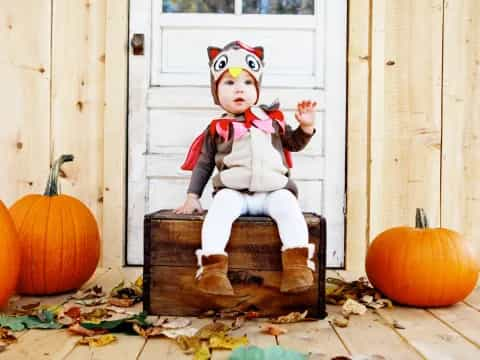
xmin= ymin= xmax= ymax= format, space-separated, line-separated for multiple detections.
xmin=217 ymin=70 xmax=258 ymax=115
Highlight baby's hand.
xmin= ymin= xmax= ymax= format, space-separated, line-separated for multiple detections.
xmin=174 ymin=193 xmax=204 ymax=214
xmin=295 ymin=100 xmax=317 ymax=134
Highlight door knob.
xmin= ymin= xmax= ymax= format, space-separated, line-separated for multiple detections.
xmin=131 ymin=33 xmax=144 ymax=56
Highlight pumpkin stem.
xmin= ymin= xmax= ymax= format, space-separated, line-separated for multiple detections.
xmin=44 ymin=154 xmax=74 ymax=196
xmin=415 ymin=208 xmax=429 ymax=229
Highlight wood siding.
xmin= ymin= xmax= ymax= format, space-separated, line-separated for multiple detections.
xmin=0 ymin=0 xmax=478 ymax=271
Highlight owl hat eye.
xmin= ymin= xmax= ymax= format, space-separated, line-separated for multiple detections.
xmin=213 ymin=55 xmax=228 ymax=72
xmin=245 ymin=54 xmax=261 ymax=72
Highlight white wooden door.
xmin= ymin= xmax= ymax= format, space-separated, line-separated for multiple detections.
xmin=128 ymin=0 xmax=347 ymax=267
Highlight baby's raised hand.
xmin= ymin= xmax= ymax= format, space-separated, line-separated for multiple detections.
xmin=294 ymin=100 xmax=317 ymax=134
xmin=174 ymin=194 xmax=204 ymax=214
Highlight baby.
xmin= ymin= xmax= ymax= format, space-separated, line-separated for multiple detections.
xmin=175 ymin=40 xmax=317 ymax=295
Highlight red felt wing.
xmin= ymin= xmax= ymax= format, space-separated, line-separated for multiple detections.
xmin=266 ymin=109 xmax=293 ymax=168
xmin=180 ymin=132 xmax=206 ymax=170
xmin=284 ymin=149 xmax=293 ymax=169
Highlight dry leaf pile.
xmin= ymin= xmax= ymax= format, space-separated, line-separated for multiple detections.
xmin=327 ymin=277 xmax=394 ymax=329
xmin=326 ymin=277 xmax=392 ymax=308
xmin=1 ymin=275 xmax=319 ymax=358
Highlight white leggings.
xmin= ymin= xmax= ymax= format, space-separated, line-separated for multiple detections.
xmin=199 ymin=188 xmax=310 ymax=255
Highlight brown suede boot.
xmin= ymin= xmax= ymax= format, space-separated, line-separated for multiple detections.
xmin=196 ymin=254 xmax=234 ymax=296
xmin=280 ymin=247 xmax=314 ymax=293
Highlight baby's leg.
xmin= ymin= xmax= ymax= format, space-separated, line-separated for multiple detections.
xmin=195 ymin=188 xmax=245 ymax=295
xmin=200 ymin=188 xmax=246 ymax=255
xmin=265 ymin=189 xmax=314 ymax=293
xmin=264 ymin=189 xmax=309 ymax=250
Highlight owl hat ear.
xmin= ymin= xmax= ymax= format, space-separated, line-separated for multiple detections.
xmin=253 ymin=47 xmax=264 ymax=60
xmin=207 ymin=47 xmax=222 ymax=62
xmin=208 ymin=41 xmax=265 ymax=106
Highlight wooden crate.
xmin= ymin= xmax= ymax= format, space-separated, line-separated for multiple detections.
xmin=143 ymin=210 xmax=327 ymax=318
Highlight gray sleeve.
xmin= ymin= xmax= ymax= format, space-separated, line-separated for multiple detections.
xmin=281 ymin=125 xmax=316 ymax=152
xmin=187 ymin=129 xmax=216 ymax=197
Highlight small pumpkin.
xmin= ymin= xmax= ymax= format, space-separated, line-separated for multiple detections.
xmin=10 ymin=155 xmax=100 ymax=295
xmin=0 ymin=200 xmax=21 ymax=308
xmin=366 ymin=208 xmax=479 ymax=307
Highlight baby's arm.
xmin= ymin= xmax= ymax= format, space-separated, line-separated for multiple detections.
xmin=281 ymin=100 xmax=317 ymax=151
xmin=174 ymin=128 xmax=216 ymax=214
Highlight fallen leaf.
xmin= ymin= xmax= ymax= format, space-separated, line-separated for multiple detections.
xmin=176 ymin=335 xmax=202 ymax=354
xmin=71 ymin=286 xmax=105 ymax=300
xmin=68 ymin=323 xmax=98 ymax=337
xmin=77 ymin=334 xmax=117 ymax=347
xmin=230 ymin=345 xmax=306 ymax=360
xmin=81 ymin=312 xmax=149 ymax=334
xmin=245 ymin=311 xmax=261 ymax=320
xmin=162 ymin=317 xmax=191 ymax=329
xmin=361 ymin=295 xmax=373 ymax=304
xmin=65 ymin=307 xmax=82 ymax=319
xmin=108 ymin=298 xmax=135 ymax=307
xmin=0 ymin=328 xmax=17 ymax=344
xmin=132 ymin=324 xmax=197 ymax=339
xmin=262 ymin=324 xmax=287 ymax=336
xmin=271 ymin=310 xmax=308 ymax=324
xmin=332 ymin=316 xmax=349 ymax=328
xmin=195 ymin=322 xmax=230 ymax=340
xmin=81 ymin=308 xmax=110 ymax=323
xmin=342 ymin=299 xmax=367 ymax=316
xmin=106 ymin=311 xmax=136 ymax=322
xmin=21 ymin=302 xmax=41 ymax=311
xmin=209 ymin=334 xmax=248 ymax=350
xmin=0 ymin=313 xmax=62 ymax=331
xmin=134 ymin=276 xmax=143 ymax=289
xmin=105 ymin=306 xmax=138 ymax=316
xmin=145 ymin=327 xmax=165 ymax=337
xmin=194 ymin=341 xmax=210 ymax=360
xmin=110 ymin=279 xmax=142 ymax=303
xmin=133 ymin=323 xmax=147 ymax=337
xmin=74 ymin=298 xmax=108 ymax=307
xmin=160 ymin=327 xmax=198 ymax=339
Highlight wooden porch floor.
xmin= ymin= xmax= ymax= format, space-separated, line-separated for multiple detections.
xmin=2 ymin=267 xmax=480 ymax=360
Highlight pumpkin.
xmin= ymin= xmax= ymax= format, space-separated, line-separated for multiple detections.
xmin=366 ymin=208 xmax=479 ymax=307
xmin=0 ymin=200 xmax=21 ymax=308
xmin=10 ymin=154 xmax=100 ymax=295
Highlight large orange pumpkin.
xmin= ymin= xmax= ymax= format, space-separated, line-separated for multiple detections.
xmin=0 ymin=200 xmax=21 ymax=308
xmin=10 ymin=155 xmax=100 ymax=295
xmin=366 ymin=208 xmax=479 ymax=307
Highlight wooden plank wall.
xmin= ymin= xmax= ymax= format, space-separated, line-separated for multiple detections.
xmin=370 ymin=0 xmax=443 ymax=235
xmin=442 ymin=0 xmax=480 ymax=261
xmin=0 ymin=1 xmax=52 ymax=205
xmin=348 ymin=0 xmax=480 ymax=273
xmin=0 ymin=1 xmax=478 ymax=270
xmin=0 ymin=0 xmax=112 ymax=265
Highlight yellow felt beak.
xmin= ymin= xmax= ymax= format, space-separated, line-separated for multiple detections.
xmin=228 ymin=67 xmax=243 ymax=78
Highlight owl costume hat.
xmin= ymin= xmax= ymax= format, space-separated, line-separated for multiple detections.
xmin=207 ymin=40 xmax=264 ymax=105
xmin=182 ymin=40 xmax=316 ymax=296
